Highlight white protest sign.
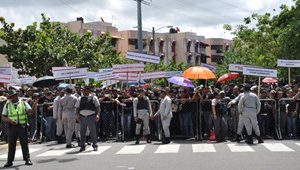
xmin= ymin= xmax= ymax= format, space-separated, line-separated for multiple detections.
xmin=0 ymin=67 xmax=12 ymax=75
xmin=19 ymin=77 xmax=34 ymax=85
xmin=126 ymin=51 xmax=160 ymax=64
xmin=95 ymin=72 xmax=117 ymax=81
xmin=101 ymin=80 xmax=119 ymax=88
xmin=53 ymin=68 xmax=88 ymax=80
xmin=99 ymin=68 xmax=113 ymax=73
xmin=52 ymin=67 xmax=76 ymax=71
xmin=114 ymin=73 xmax=139 ymax=82
xmin=243 ymin=67 xmax=277 ymax=78
xmin=112 ymin=64 xmax=144 ymax=73
xmin=165 ymin=71 xmax=182 ymax=77
xmin=201 ymin=63 xmax=216 ymax=72
xmin=277 ymin=59 xmax=300 ymax=68
xmin=0 ymin=74 xmax=12 ymax=84
xmin=141 ymin=72 xmax=167 ymax=80
xmin=229 ymin=64 xmax=262 ymax=72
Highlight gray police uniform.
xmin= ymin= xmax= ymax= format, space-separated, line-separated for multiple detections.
xmin=238 ymin=92 xmax=261 ymax=136
xmin=133 ymin=96 xmax=152 ymax=136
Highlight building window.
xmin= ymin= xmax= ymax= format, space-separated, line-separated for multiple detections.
xmin=171 ymin=41 xmax=176 ymax=53
xmin=195 ymin=55 xmax=200 ymax=65
xmin=159 ymin=40 xmax=164 ymax=53
xmin=149 ymin=40 xmax=154 ymax=54
xmin=211 ymin=45 xmax=223 ymax=53
xmin=160 ymin=54 xmax=165 ymax=62
xmin=187 ymin=41 xmax=192 ymax=52
xmin=201 ymin=54 xmax=207 ymax=64
xmin=187 ymin=55 xmax=192 ymax=64
xmin=195 ymin=42 xmax=199 ymax=53
xmin=128 ymin=39 xmax=138 ymax=49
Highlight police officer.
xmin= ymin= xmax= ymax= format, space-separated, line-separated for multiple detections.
xmin=75 ymin=86 xmax=100 ymax=152
xmin=152 ymin=89 xmax=172 ymax=144
xmin=238 ymin=84 xmax=263 ymax=144
xmin=60 ymin=87 xmax=78 ymax=148
xmin=1 ymin=90 xmax=35 ymax=167
xmin=133 ymin=89 xmax=152 ymax=144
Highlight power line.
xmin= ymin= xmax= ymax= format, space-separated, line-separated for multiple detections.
xmin=56 ymin=0 xmax=97 ymax=22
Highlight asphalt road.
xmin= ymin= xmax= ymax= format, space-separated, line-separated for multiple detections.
xmin=0 ymin=140 xmax=300 ymax=170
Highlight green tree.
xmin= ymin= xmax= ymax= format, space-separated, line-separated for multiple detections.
xmin=0 ymin=14 xmax=126 ymax=77
xmin=220 ymin=0 xmax=300 ymax=80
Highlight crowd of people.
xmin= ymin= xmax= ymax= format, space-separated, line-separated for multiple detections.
xmin=0 ymin=81 xmax=300 ymax=167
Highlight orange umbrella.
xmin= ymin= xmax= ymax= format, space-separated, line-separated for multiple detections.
xmin=182 ymin=66 xmax=216 ymax=80
xmin=217 ymin=72 xmax=239 ymax=83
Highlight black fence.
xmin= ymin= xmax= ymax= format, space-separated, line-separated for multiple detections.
xmin=0 ymin=98 xmax=299 ymax=143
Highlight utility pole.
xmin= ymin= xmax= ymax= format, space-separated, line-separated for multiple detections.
xmin=134 ymin=0 xmax=150 ymax=54
xmin=152 ymin=27 xmax=155 ymax=55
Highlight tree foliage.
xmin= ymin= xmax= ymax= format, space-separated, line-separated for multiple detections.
xmin=220 ymin=0 xmax=300 ymax=80
xmin=0 ymin=14 xmax=127 ymax=77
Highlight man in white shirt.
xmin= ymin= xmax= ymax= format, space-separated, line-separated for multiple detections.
xmin=153 ymin=89 xmax=172 ymax=144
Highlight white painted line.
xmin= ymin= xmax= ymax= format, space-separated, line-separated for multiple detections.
xmin=263 ymin=143 xmax=294 ymax=152
xmin=0 ymin=148 xmax=41 ymax=159
xmin=227 ymin=144 xmax=255 ymax=152
xmin=155 ymin=144 xmax=180 ymax=154
xmin=77 ymin=146 xmax=111 ymax=155
xmin=37 ymin=148 xmax=76 ymax=157
xmin=116 ymin=145 xmax=145 ymax=154
xmin=192 ymin=144 xmax=216 ymax=153
xmin=296 ymin=143 xmax=300 ymax=146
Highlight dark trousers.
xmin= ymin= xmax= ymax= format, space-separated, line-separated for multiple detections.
xmin=79 ymin=114 xmax=97 ymax=148
xmin=213 ymin=115 xmax=227 ymax=141
xmin=7 ymin=124 xmax=30 ymax=163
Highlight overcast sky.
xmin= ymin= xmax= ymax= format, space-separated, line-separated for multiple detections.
xmin=0 ymin=0 xmax=295 ymax=39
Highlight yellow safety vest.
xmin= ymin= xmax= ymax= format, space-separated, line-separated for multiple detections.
xmin=7 ymin=100 xmax=27 ymax=125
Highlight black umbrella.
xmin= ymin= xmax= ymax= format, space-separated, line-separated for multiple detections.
xmin=33 ymin=76 xmax=59 ymax=88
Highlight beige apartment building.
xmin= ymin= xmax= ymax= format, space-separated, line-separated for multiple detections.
xmin=113 ymin=30 xmax=211 ymax=66
xmin=205 ymin=38 xmax=232 ymax=64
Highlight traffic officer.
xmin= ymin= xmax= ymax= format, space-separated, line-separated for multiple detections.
xmin=133 ymin=89 xmax=152 ymax=144
xmin=60 ymin=87 xmax=78 ymax=148
xmin=75 ymin=86 xmax=100 ymax=152
xmin=238 ymin=84 xmax=263 ymax=144
xmin=1 ymin=90 xmax=35 ymax=167
xmin=152 ymin=89 xmax=172 ymax=144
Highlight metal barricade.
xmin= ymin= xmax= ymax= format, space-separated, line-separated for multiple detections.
xmin=199 ymin=99 xmax=212 ymax=140
xmin=259 ymin=99 xmax=278 ymax=139
xmin=100 ymin=101 xmax=119 ymax=141
xmin=171 ymin=99 xmax=199 ymax=139
xmin=278 ymin=98 xmax=300 ymax=140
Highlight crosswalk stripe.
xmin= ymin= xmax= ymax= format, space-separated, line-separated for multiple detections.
xmin=262 ymin=143 xmax=294 ymax=152
xmin=77 ymin=146 xmax=111 ymax=156
xmin=37 ymin=148 xmax=76 ymax=157
xmin=0 ymin=148 xmax=41 ymax=159
xmin=227 ymin=144 xmax=255 ymax=152
xmin=192 ymin=144 xmax=216 ymax=152
xmin=296 ymin=143 xmax=300 ymax=146
xmin=155 ymin=144 xmax=180 ymax=154
xmin=116 ymin=145 xmax=145 ymax=154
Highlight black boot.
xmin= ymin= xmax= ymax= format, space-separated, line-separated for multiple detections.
xmin=77 ymin=137 xmax=80 ymax=147
xmin=257 ymin=136 xmax=264 ymax=144
xmin=146 ymin=135 xmax=151 ymax=143
xmin=25 ymin=159 xmax=33 ymax=166
xmin=4 ymin=162 xmax=13 ymax=167
xmin=235 ymin=135 xmax=241 ymax=143
xmin=162 ymin=137 xmax=170 ymax=144
xmin=245 ymin=135 xmax=254 ymax=145
xmin=135 ymin=135 xmax=140 ymax=145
